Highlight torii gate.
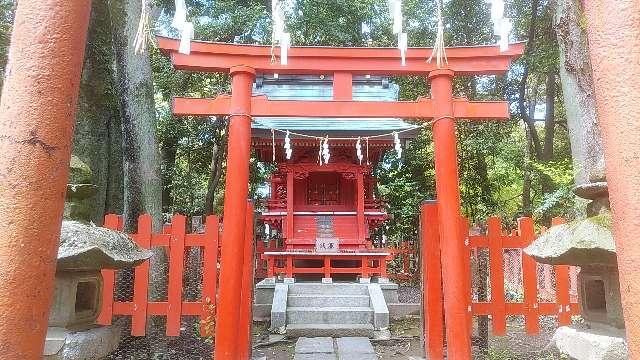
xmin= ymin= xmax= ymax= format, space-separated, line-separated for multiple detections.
xmin=157 ymin=37 xmax=524 ymax=360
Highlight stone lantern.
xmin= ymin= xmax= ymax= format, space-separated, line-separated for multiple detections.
xmin=525 ymin=180 xmax=628 ymax=359
xmin=43 ymin=221 xmax=151 ymax=359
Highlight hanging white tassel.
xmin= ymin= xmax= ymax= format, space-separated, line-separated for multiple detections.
xmin=322 ymin=137 xmax=330 ymax=164
xmin=398 ymin=32 xmax=408 ymax=66
xmin=427 ymin=0 xmax=448 ymax=68
xmin=172 ymin=0 xmax=187 ymax=30
xmin=284 ymin=130 xmax=292 ymax=160
xmin=179 ymin=22 xmax=194 ymax=55
xmin=280 ymin=32 xmax=291 ymax=65
xmin=486 ymin=0 xmax=511 ymax=52
xmin=489 ymin=0 xmax=504 ymax=21
xmin=393 ymin=132 xmax=402 ymax=159
xmin=388 ymin=0 xmax=403 ymax=34
xmin=495 ymin=18 xmax=512 ymax=52
xmin=272 ymin=0 xmax=291 ymax=65
xmin=356 ymin=137 xmax=363 ymax=165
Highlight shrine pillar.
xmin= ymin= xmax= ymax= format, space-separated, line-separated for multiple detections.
xmin=0 ymin=1 xmax=91 ymax=358
xmin=583 ymin=2 xmax=640 ymax=357
xmin=428 ymin=69 xmax=472 ymax=359
xmin=214 ymin=65 xmax=255 ymax=360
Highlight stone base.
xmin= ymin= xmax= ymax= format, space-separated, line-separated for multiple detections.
xmin=43 ymin=325 xmax=120 ymax=359
xmin=552 ymin=325 xmax=628 ymax=360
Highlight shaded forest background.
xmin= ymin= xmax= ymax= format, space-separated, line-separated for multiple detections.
xmin=0 ymin=0 xmax=578 ymax=246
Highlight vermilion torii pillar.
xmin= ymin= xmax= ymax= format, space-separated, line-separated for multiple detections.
xmin=583 ymin=1 xmax=640 ymax=357
xmin=0 ymin=1 xmax=91 ymax=358
xmin=157 ymin=37 xmax=523 ymax=359
xmin=214 ymin=66 xmax=255 ymax=360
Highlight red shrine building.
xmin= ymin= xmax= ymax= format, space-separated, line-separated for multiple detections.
xmin=251 ymin=75 xmax=416 ymax=281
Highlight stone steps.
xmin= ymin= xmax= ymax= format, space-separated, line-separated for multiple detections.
xmin=288 ymin=283 xmax=369 ymax=295
xmin=288 ymin=294 xmax=370 ymax=307
xmin=287 ymin=324 xmax=375 ymax=338
xmin=286 ymin=306 xmax=373 ymax=324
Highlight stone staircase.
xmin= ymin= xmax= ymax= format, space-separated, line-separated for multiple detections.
xmin=282 ymin=283 xmax=386 ymax=338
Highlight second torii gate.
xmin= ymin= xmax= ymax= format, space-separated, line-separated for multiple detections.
xmin=158 ymin=37 xmax=524 ymax=360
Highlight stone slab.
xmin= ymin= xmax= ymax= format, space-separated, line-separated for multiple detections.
xmin=294 ymin=354 xmax=337 ymax=360
xmin=295 ymin=337 xmax=335 ymax=354
xmin=367 ymin=284 xmax=389 ymax=329
xmin=270 ymin=284 xmax=288 ymax=332
xmin=337 ymin=354 xmax=377 ymax=360
xmin=552 ymin=325 xmax=628 ymax=360
xmin=336 ymin=337 xmax=375 ymax=355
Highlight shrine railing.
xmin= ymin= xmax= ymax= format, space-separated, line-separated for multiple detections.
xmin=261 ymin=250 xmax=393 ymax=279
xmin=96 ymin=213 xmax=224 ymax=337
xmin=385 ymin=241 xmax=418 ymax=281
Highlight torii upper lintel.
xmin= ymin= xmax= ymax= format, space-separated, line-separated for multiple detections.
xmin=157 ymin=36 xmax=524 ymax=76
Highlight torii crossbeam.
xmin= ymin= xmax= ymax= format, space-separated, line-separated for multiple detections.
xmin=158 ymin=36 xmax=524 ymax=360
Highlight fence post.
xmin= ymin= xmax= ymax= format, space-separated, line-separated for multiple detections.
xmin=97 ymin=214 xmax=121 ymax=325
xmin=488 ymin=217 xmax=506 ymax=335
xmin=239 ymin=202 xmax=255 ymax=359
xmin=460 ymin=217 xmax=472 ymax=335
xmin=131 ymin=214 xmax=152 ymax=336
xmin=421 ymin=201 xmax=444 ymax=359
xmin=167 ymin=214 xmax=186 ymax=336
xmin=519 ymin=217 xmax=540 ymax=334
xmin=201 ymin=215 xmax=220 ymax=336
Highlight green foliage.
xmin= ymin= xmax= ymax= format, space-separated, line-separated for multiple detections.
xmin=0 ymin=0 xmax=15 ymax=89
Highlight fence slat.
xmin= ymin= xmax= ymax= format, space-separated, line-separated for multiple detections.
xmin=131 ymin=214 xmax=152 ymax=336
xmin=202 ymin=214 xmax=219 ymax=306
xmin=460 ymin=217 xmax=472 ymax=335
xmin=421 ymin=202 xmax=444 ymax=360
xmin=519 ymin=217 xmax=540 ymax=334
xmin=488 ymin=217 xmax=506 ymax=335
xmin=166 ymin=214 xmax=186 ymax=336
xmin=96 ymin=214 xmax=121 ymax=325
xmin=550 ymin=217 xmax=572 ymax=326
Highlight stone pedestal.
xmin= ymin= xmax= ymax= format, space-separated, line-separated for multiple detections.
xmin=552 ymin=325 xmax=628 ymax=360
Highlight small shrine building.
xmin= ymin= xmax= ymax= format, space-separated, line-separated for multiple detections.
xmin=251 ymin=74 xmax=417 ymax=280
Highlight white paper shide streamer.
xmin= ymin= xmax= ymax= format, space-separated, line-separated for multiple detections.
xmin=393 ymin=132 xmax=402 ymax=159
xmin=322 ymin=137 xmax=330 ymax=164
xmin=171 ymin=0 xmax=193 ymax=55
xmin=272 ymin=0 xmax=291 ymax=65
xmin=284 ymin=130 xmax=292 ymax=160
xmin=388 ymin=0 xmax=407 ymax=66
xmin=427 ymin=0 xmax=448 ymax=68
xmin=487 ymin=0 xmax=512 ymax=52
xmin=356 ymin=137 xmax=363 ymax=164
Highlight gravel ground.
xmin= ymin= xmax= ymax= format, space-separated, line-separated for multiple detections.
xmin=398 ymin=285 xmax=421 ymax=303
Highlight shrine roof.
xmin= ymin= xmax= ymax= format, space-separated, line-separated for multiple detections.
xmin=251 ymin=74 xmax=418 ymax=138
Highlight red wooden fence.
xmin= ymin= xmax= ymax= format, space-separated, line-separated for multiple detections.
xmin=96 ymin=213 xmax=221 ymax=337
xmin=421 ymin=202 xmax=580 ymax=359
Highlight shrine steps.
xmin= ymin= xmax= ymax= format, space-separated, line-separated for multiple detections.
xmin=271 ymin=282 xmax=388 ymax=338
xmin=286 ymin=323 xmax=375 ymax=338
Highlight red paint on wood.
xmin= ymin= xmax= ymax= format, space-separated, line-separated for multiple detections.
xmin=157 ymin=36 xmax=524 ymax=76
xmin=97 ymin=214 xmax=121 ymax=326
xmin=357 ymin=171 xmax=365 ymax=242
xmin=173 ymin=96 xmax=510 ymax=120
xmin=430 ymin=69 xmax=471 ymax=359
xmin=519 ymin=217 xmax=539 ymax=335
xmin=167 ymin=215 xmax=186 ymax=336
xmin=333 ymin=72 xmax=353 ymax=100
xmin=131 ymin=214 xmax=152 ymax=336
xmin=421 ymin=202 xmax=444 ymax=360
xmin=488 ymin=217 xmax=506 ymax=335
xmin=215 ymin=66 xmax=255 ymax=360
xmin=238 ymin=203 xmax=255 ymax=359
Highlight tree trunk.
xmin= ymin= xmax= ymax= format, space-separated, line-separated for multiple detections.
xmin=554 ymin=0 xmax=604 ymax=185
xmin=108 ymin=0 xmax=166 ymax=345
xmin=73 ymin=0 xmax=123 ymax=224
xmin=205 ymin=121 xmax=228 ymax=215
xmin=542 ymin=71 xmax=557 ymax=162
